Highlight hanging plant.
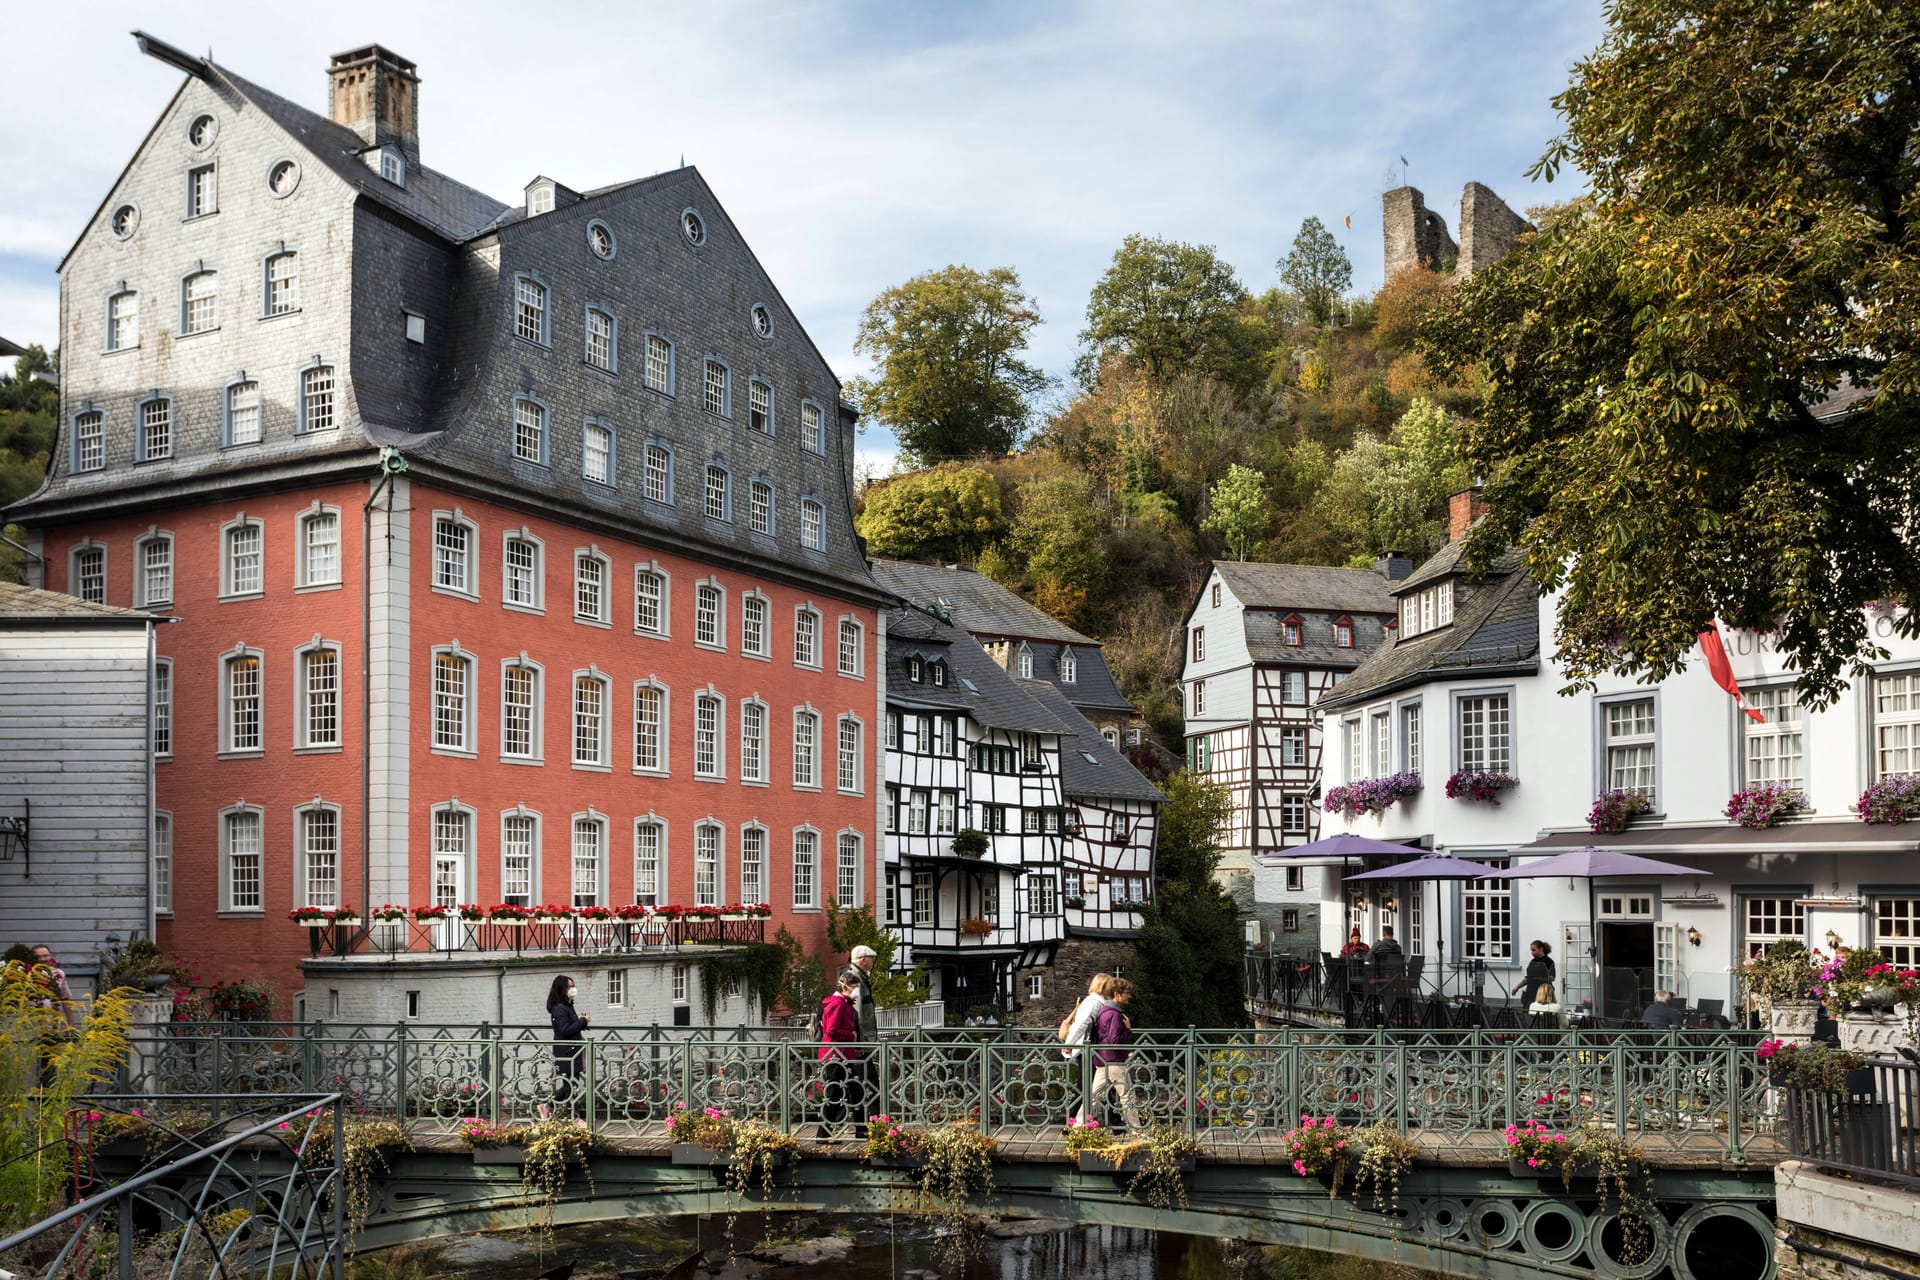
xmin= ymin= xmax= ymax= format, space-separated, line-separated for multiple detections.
xmin=1443 ymin=771 xmax=1518 ymax=805
xmin=1725 ymin=784 xmax=1807 ymax=829
xmin=293 ymin=1111 xmax=411 ymax=1241
xmin=912 ymin=1123 xmax=997 ymax=1268
xmin=1322 ymin=772 xmax=1422 ymax=821
xmin=1587 ymin=788 xmax=1652 ymax=834
xmin=951 ymin=828 xmax=990 ymax=857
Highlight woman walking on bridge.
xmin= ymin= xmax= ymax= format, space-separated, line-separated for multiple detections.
xmin=541 ymin=973 xmax=589 ymax=1119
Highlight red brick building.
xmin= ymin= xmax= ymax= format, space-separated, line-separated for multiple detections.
xmin=10 ymin=37 xmax=887 ymax=1000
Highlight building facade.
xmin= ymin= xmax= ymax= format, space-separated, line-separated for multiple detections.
xmin=7 ymin=36 xmax=888 ymax=1000
xmin=1306 ymin=496 xmax=1920 ymax=1016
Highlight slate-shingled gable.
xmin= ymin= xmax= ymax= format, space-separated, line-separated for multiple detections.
xmin=886 ymin=606 xmax=1074 ymax=735
xmin=1019 ymin=680 xmax=1163 ymax=804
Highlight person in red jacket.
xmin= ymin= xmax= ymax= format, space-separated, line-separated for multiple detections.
xmin=816 ymin=970 xmax=863 ymax=1137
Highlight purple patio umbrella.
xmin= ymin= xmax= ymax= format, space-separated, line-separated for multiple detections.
xmin=1345 ymin=855 xmax=1506 ymax=996
xmin=1257 ymin=832 xmax=1425 ymax=860
xmin=1489 ymin=848 xmax=1710 ymax=1014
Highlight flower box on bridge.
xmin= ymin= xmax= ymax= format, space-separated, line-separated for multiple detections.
xmin=1507 ymin=1156 xmax=1643 ymax=1181
xmin=671 ymin=1142 xmax=790 ymax=1172
xmin=1077 ymin=1149 xmax=1197 ymax=1175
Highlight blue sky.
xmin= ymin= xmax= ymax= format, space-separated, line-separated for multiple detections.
xmin=3 ymin=1 xmax=1605 ymax=474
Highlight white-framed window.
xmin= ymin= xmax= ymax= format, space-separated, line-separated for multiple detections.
xmin=187 ymin=164 xmax=217 ymax=218
xmin=838 ymin=618 xmax=863 ymax=677
xmin=571 ymin=814 xmax=606 ymax=908
xmin=694 ymin=690 xmax=724 ymax=778
xmin=1743 ymin=686 xmax=1803 ymax=788
xmin=643 ymin=443 xmax=673 ymax=503
xmin=885 ymin=785 xmax=899 ymax=833
xmin=514 ymin=275 xmax=548 ymax=345
xmin=431 ymin=647 xmax=475 ymax=753
xmin=837 ymin=716 xmax=863 ymax=793
xmin=583 ymin=421 xmax=614 ymax=485
xmin=513 ymin=397 xmax=548 ymax=464
xmin=644 ymin=333 xmax=673 ymax=394
xmin=71 ymin=544 xmax=105 ymax=603
xmin=1282 ymin=794 xmax=1309 ymax=835
xmin=1280 ymin=726 xmax=1307 ymax=766
xmin=741 ymin=699 xmax=767 ymax=782
xmin=152 ymin=811 xmax=173 ymax=914
xmin=634 ymin=566 xmax=668 ymax=636
xmin=222 ymin=649 xmax=264 ymax=754
xmin=300 ymin=366 xmax=336 ymax=434
xmin=1027 ymin=873 xmax=1058 ymax=916
xmin=574 ymin=549 xmax=609 ymax=624
xmin=633 ymin=818 xmax=664 ymax=905
xmin=794 ymin=607 xmax=821 ymax=667
xmin=607 ymin=969 xmax=626 ymax=1008
xmin=584 ymin=307 xmax=615 ymax=372
xmin=1335 ymin=618 xmax=1354 ymax=648
xmin=792 ymin=708 xmax=819 ymax=788
xmin=1285 ymin=865 xmax=1305 ymax=893
xmin=137 ymin=396 xmax=172 ymax=461
xmin=749 ymin=479 xmax=773 ymax=535
xmin=501 ymin=809 xmax=538 ymax=906
xmin=298 ymin=645 xmax=341 ymax=749
xmin=1457 ymin=693 xmax=1511 ymax=774
xmin=1191 ymin=679 xmax=1206 ymax=717
xmin=430 ymin=806 xmax=470 ymax=915
xmin=137 ymin=532 xmax=173 ymax=606
xmin=703 ymin=358 xmax=729 ymax=416
xmin=73 ymin=410 xmax=106 ymax=473
xmin=297 ymin=804 xmax=341 ymax=907
xmin=432 ymin=514 xmax=476 ymax=597
xmin=940 ymin=717 xmax=958 ymax=756
xmin=937 ymin=791 xmax=958 ymax=835
xmin=791 ymin=829 xmax=818 ymax=909
xmin=501 ymin=659 xmax=541 ymax=761
xmin=1875 ymin=896 xmax=1920 ymax=967
xmin=837 ymin=832 xmax=861 ymax=908
xmin=1024 ymin=809 xmax=1041 ymax=834
xmin=695 ymin=581 xmax=724 ymax=648
xmin=911 ymin=868 xmax=933 ymax=924
xmin=741 ymin=593 xmax=769 ymax=657
xmin=1372 ymin=709 xmax=1392 ymax=778
xmin=1873 ymin=672 xmax=1920 ymax=778
xmin=1400 ymin=582 xmax=1456 ymax=639
xmin=907 ymin=790 xmax=929 ymax=835
xmin=800 ymin=499 xmax=824 ymax=551
xmin=222 ymin=806 xmax=263 ymax=912
xmin=748 ymin=380 xmax=772 ymax=434
xmin=380 ymin=147 xmax=406 ymax=185
xmin=694 ymin=822 xmax=723 ymax=906
xmin=1742 ymin=896 xmax=1805 ymax=958
xmin=1018 ymin=647 xmax=1034 ymax=679
xmin=1060 ymin=649 xmax=1077 ymax=682
xmin=1604 ymin=697 xmax=1657 ymax=802
xmin=1282 ymin=670 xmax=1307 ymax=704
xmin=183 ymin=270 xmax=218 ymax=334
xmin=220 ymin=518 xmax=264 ymax=598
xmin=1026 ymin=973 xmax=1044 ymax=999
xmin=1191 ymin=628 xmax=1206 ymax=663
xmin=1402 ymin=703 xmax=1422 ymax=773
xmin=265 ymin=250 xmax=299 ymax=315
xmin=572 ymin=670 xmax=609 ymax=767
xmin=704 ymin=464 xmax=730 ymax=521
xmin=1461 ymin=858 xmax=1512 ymax=963
xmin=1343 ymin=719 xmax=1363 ymax=782
xmin=503 ymin=533 xmax=543 ymax=611
xmin=718 ymin=822 xmax=757 ymax=908
xmin=633 ymin=682 xmax=667 ymax=773
xmin=107 ymin=290 xmax=138 ymax=351
xmin=672 ymin=963 xmax=688 ymax=1004
xmin=801 ymin=400 xmax=824 ymax=454
xmin=298 ymin=508 xmax=341 ymax=587
xmin=153 ymin=659 xmax=172 ymax=758
xmin=886 ymin=712 xmax=901 ymax=751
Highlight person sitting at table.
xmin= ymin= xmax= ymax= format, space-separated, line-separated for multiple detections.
xmin=1641 ymin=989 xmax=1684 ymax=1028
xmin=1370 ymin=926 xmax=1404 ymax=960
xmin=1340 ymin=927 xmax=1370 ymax=958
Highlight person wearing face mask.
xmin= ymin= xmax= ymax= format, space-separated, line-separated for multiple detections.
xmin=541 ymin=974 xmax=590 ymax=1120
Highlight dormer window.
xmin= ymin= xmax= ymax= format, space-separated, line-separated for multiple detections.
xmin=379 ymin=148 xmax=406 ymax=188
xmin=527 ymin=180 xmax=554 ymax=215
xmin=1017 ymin=646 xmax=1033 ymax=680
xmin=907 ymin=656 xmax=924 ymax=683
xmin=1283 ymin=615 xmax=1303 ymax=647
xmin=932 ymin=660 xmax=948 ymax=687
xmin=1060 ymin=649 xmax=1078 ymax=683
xmin=1333 ymin=617 xmax=1353 ymax=648
xmin=1398 ymin=581 xmax=1455 ymax=640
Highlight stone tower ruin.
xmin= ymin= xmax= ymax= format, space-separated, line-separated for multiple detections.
xmin=1383 ymin=182 xmax=1530 ymax=280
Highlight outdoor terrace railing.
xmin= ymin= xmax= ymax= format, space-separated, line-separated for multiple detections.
xmin=1786 ymin=1056 xmax=1920 ymax=1188
xmin=114 ymin=1023 xmax=1782 ymax=1161
xmin=302 ymin=915 xmax=765 ymax=959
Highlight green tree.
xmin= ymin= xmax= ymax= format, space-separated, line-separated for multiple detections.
xmin=1002 ymin=472 xmax=1106 ymax=626
xmin=845 ymin=265 xmax=1050 ymax=467
xmin=1278 ymin=216 xmax=1353 ymax=326
xmin=825 ymin=900 xmax=928 ymax=1008
xmin=1200 ymin=463 xmax=1270 ymax=561
xmin=0 ymin=346 xmax=57 ymax=585
xmin=1078 ymin=235 xmax=1271 ymax=391
xmin=855 ymin=465 xmax=1006 ymax=561
xmin=1128 ymin=772 xmax=1247 ymax=1030
xmin=1426 ymin=0 xmax=1920 ymax=705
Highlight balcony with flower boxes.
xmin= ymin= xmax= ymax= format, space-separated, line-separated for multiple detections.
xmin=292 ymin=902 xmax=771 ymax=959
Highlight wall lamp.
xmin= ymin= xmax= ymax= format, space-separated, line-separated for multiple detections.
xmin=1686 ymin=926 xmax=1702 ymax=948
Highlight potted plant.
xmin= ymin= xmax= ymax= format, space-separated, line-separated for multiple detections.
xmin=457 ymin=903 xmax=486 ymax=922
xmin=1444 ymin=771 xmax=1518 ymax=805
xmin=1278 ymin=1114 xmax=1351 ymax=1196
xmin=329 ymin=905 xmax=361 ymax=927
xmin=1856 ymin=774 xmax=1920 ymax=824
xmin=748 ymin=903 xmax=773 ymax=918
xmin=576 ymin=905 xmax=614 ymax=922
xmin=1587 ymin=789 xmax=1652 ymax=834
xmin=614 ymin=904 xmax=648 ymax=921
xmin=1323 ymin=772 xmax=1422 ymax=821
xmin=458 ymin=1119 xmax=531 ymax=1164
xmin=720 ymin=902 xmax=749 ymax=921
xmin=1738 ymin=940 xmax=1821 ymax=1039
xmin=653 ymin=904 xmax=684 ymax=920
xmin=490 ymin=903 xmax=532 ymax=924
xmin=1726 ymin=784 xmax=1808 ymax=829
xmin=685 ymin=905 xmax=721 ymax=920
xmin=958 ymin=917 xmax=994 ymax=938
xmin=1758 ymin=1040 xmax=1870 ymax=1093
xmin=532 ymin=903 xmax=572 ymax=924
xmin=667 ymin=1104 xmax=737 ymax=1164
xmin=288 ymin=906 xmax=333 ymax=926
xmin=412 ymin=904 xmax=449 ymax=923
xmin=951 ymin=828 xmax=990 ymax=858
xmin=1349 ymin=1122 xmax=1420 ymax=1216
xmin=1063 ymin=894 xmax=1086 ymax=909
xmin=369 ymin=904 xmax=409 ymax=924
xmin=862 ymin=1114 xmax=925 ymax=1169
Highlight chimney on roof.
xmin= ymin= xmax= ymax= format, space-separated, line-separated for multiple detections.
xmin=1373 ymin=552 xmax=1414 ymax=582
xmin=1447 ymin=488 xmax=1487 ymax=543
xmin=329 ymin=44 xmax=419 ymax=161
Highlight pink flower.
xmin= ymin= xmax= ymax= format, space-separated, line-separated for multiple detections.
xmin=1293 ymin=1160 xmax=1307 ymax=1175
xmin=131 ymin=1109 xmax=141 ymax=1118
xmin=279 ymin=1122 xmax=290 ymax=1130
xmin=1322 ymin=1117 xmax=1335 ymax=1129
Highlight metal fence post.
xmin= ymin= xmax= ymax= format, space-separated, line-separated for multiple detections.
xmin=488 ymin=1037 xmax=501 ymax=1127
xmin=117 ymin=1200 xmax=133 ymax=1279
xmin=584 ymin=1040 xmax=597 ymax=1129
xmin=978 ymin=1037 xmax=991 ymax=1137
xmin=331 ymin=1103 xmax=346 ymax=1279
xmin=395 ymin=1022 xmax=409 ymax=1123
xmin=778 ymin=1041 xmax=791 ymax=1133
xmin=1184 ymin=1027 xmax=1199 ymax=1140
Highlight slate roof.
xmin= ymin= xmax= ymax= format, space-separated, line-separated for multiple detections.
xmin=1244 ymin=611 xmax=1392 ymax=668
xmin=0 ymin=337 xmax=25 ymax=358
xmin=1317 ymin=547 xmax=1541 ymax=713
xmin=1019 ymin=681 xmax=1163 ymax=804
xmin=1213 ymin=561 xmax=1397 ymax=614
xmin=885 ymin=607 xmax=1075 ymax=735
xmin=0 ymin=582 xmax=159 ymax=624
xmin=1395 ymin=537 xmax=1472 ymax=594
xmin=1017 ymin=640 xmax=1136 ymax=714
xmin=869 ymin=560 xmax=1092 ymax=644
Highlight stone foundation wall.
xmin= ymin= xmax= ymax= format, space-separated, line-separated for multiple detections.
xmin=1776 ymin=1161 xmax=1920 ymax=1280
xmin=1010 ymin=939 xmax=1137 ymax=1029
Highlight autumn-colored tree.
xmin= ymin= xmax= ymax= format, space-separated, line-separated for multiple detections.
xmin=1078 ymin=235 xmax=1273 ymax=392
xmin=854 ymin=466 xmax=1006 ymax=561
xmin=1372 ymin=264 xmax=1454 ymax=351
xmin=1003 ymin=472 xmax=1106 ymax=628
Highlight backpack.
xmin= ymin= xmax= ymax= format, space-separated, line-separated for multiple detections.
xmin=1058 ymin=1011 xmax=1076 ymax=1042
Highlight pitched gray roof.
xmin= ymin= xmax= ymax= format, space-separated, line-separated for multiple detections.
xmin=1017 ymin=640 xmax=1136 ymax=715
xmin=885 ymin=608 xmax=1075 ymax=735
xmin=869 ymin=560 xmax=1092 ymax=644
xmin=1318 ymin=549 xmax=1540 ymax=712
xmin=1019 ymin=681 xmax=1163 ymax=804
xmin=1245 ymin=611 xmax=1391 ymax=667
xmin=0 ymin=582 xmax=159 ymax=624
xmin=1213 ymin=561 xmax=1397 ymax=614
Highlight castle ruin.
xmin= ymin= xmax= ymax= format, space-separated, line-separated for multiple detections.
xmin=1383 ymin=182 xmax=1530 ymax=280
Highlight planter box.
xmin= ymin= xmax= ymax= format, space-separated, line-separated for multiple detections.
xmin=1508 ymin=1157 xmax=1643 ymax=1181
xmin=471 ymin=1145 xmax=585 ymax=1167
xmin=296 ymin=918 xmax=331 ymax=928
xmin=94 ymin=1138 xmax=151 ymax=1162
xmin=1076 ymin=1149 xmax=1196 ymax=1175
xmin=1768 ymin=1000 xmax=1820 ymax=1043
xmin=671 ymin=1142 xmax=790 ymax=1171
xmin=868 ymin=1155 xmax=926 ymax=1170
xmin=1840 ymin=1011 xmax=1910 ymax=1057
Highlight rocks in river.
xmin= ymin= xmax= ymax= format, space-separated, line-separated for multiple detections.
xmin=984 ymin=1217 xmax=1072 ymax=1238
xmin=433 ymin=1234 xmax=539 ymax=1266
xmin=752 ymin=1236 xmax=854 ymax=1266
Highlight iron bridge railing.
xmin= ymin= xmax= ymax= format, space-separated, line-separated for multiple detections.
xmin=113 ymin=1022 xmax=1782 ymax=1161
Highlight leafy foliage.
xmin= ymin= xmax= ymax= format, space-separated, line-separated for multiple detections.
xmin=1200 ymin=463 xmax=1270 ymax=561
xmin=1078 ymin=235 xmax=1271 ymax=392
xmin=854 ymin=465 xmax=1006 ymax=560
xmin=824 ymin=901 xmax=928 ymax=1008
xmin=1279 ymin=217 xmax=1354 ymax=326
xmin=0 ymin=347 xmax=57 ymax=585
xmin=1128 ymin=773 xmax=1247 ymax=1029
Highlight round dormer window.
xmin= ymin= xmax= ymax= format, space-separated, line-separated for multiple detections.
xmin=681 ymin=209 xmax=706 ymax=246
xmin=188 ymin=114 xmax=218 ymax=149
xmin=110 ymin=204 xmax=140 ymax=240
xmin=267 ymin=160 xmax=302 ymax=198
xmin=587 ymin=220 xmax=616 ymax=260
xmin=750 ymin=304 xmax=773 ymax=339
